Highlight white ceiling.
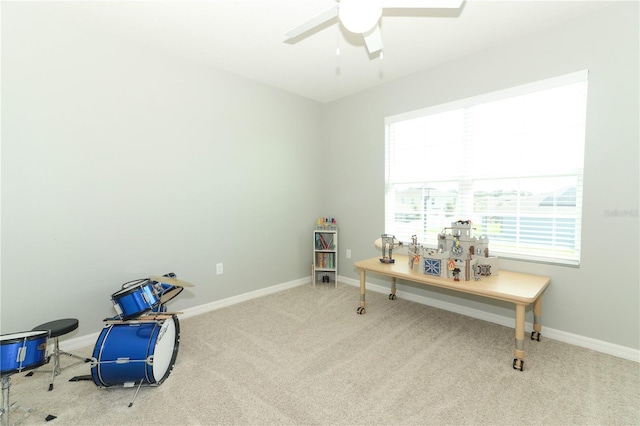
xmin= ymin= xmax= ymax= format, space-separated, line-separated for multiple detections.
xmin=27 ymin=0 xmax=618 ymax=103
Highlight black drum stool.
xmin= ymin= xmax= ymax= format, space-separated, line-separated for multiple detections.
xmin=26 ymin=319 xmax=91 ymax=391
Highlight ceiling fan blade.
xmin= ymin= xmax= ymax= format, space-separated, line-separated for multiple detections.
xmin=381 ymin=0 xmax=464 ymax=9
xmin=363 ymin=24 xmax=383 ymax=54
xmin=284 ymin=5 xmax=339 ymax=39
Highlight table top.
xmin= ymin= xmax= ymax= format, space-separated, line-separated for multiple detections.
xmin=354 ymin=255 xmax=550 ymax=305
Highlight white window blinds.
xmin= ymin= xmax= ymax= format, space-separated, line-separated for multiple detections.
xmin=385 ymin=70 xmax=588 ymax=266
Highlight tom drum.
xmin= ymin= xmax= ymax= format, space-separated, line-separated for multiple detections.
xmin=0 ymin=331 xmax=49 ymax=376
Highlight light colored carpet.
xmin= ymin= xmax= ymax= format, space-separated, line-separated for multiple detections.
xmin=4 ymin=283 xmax=639 ymax=425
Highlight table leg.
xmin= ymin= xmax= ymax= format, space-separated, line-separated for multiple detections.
xmin=513 ymin=303 xmax=526 ymax=371
xmin=357 ymin=270 xmax=366 ymax=314
xmin=389 ymin=277 xmax=397 ymax=300
xmin=531 ymin=296 xmax=542 ymax=341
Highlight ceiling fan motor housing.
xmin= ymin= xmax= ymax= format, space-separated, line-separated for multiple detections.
xmin=339 ymin=0 xmax=382 ymax=34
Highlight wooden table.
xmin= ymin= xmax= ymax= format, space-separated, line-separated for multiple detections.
xmin=354 ymin=255 xmax=550 ymax=371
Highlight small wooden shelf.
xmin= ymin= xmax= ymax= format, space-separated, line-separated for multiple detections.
xmin=312 ymin=228 xmax=337 ymax=287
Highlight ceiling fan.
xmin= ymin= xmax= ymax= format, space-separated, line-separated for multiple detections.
xmin=284 ymin=0 xmax=465 ymax=55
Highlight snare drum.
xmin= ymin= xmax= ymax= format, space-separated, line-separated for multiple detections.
xmin=91 ymin=316 xmax=180 ymax=387
xmin=111 ymin=279 xmax=160 ymax=320
xmin=1 ymin=331 xmax=49 ymax=376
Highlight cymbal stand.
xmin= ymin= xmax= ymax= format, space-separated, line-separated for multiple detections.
xmin=1 ymin=376 xmax=10 ymax=426
xmin=1 ymin=375 xmax=57 ymax=425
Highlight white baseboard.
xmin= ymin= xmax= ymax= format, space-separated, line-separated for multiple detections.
xmin=60 ymin=277 xmax=310 ymax=352
xmin=178 ymin=277 xmax=309 ymax=320
xmin=339 ymin=275 xmax=640 ymax=363
xmin=62 ymin=332 xmax=101 ymax=353
xmin=61 ymin=275 xmax=638 ymax=363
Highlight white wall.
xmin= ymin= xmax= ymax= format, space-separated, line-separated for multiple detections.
xmin=1 ymin=4 xmax=323 ymax=336
xmin=324 ymin=3 xmax=639 ymax=351
xmin=2 ymin=2 xmax=638 ymax=357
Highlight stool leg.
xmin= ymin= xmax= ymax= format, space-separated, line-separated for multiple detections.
xmin=1 ymin=376 xmax=10 ymax=426
xmin=49 ymin=338 xmax=61 ymax=391
xmin=24 ymin=330 xmax=91 ymax=390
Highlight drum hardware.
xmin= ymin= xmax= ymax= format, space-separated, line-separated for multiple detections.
xmin=68 ymin=374 xmax=92 ymax=382
xmin=129 ymin=381 xmax=143 ymax=407
xmin=102 ymin=313 xmax=183 ymax=325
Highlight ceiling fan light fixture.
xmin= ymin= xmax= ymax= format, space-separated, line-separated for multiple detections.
xmin=339 ymin=0 xmax=382 ymax=34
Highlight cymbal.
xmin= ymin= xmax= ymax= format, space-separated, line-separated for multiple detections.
xmin=149 ymin=276 xmax=195 ymax=287
xmin=160 ymin=287 xmax=183 ymax=304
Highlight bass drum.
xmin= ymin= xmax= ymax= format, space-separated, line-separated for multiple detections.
xmin=91 ymin=316 xmax=180 ymax=387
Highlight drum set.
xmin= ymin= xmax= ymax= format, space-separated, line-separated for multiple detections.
xmin=90 ymin=273 xmax=193 ymax=407
xmin=0 ymin=273 xmax=194 ymax=425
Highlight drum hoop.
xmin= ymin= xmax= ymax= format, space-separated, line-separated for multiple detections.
xmin=149 ymin=316 xmax=180 ymax=385
xmin=121 ymin=278 xmax=149 ymax=289
xmin=0 ymin=330 xmax=49 ymax=344
xmin=91 ymin=323 xmax=112 ymax=387
xmin=112 ymin=279 xmax=151 ymax=298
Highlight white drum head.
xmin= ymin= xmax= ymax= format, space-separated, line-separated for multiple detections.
xmin=113 ymin=280 xmax=146 ymax=297
xmin=1 ymin=331 xmax=48 ymax=342
xmin=152 ymin=318 xmax=176 ymax=380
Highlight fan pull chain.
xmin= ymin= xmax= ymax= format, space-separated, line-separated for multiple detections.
xmin=335 ymin=14 xmax=341 ymax=56
xmin=335 ymin=15 xmax=341 ymax=75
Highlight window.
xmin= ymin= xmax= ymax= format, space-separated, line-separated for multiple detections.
xmin=385 ymin=71 xmax=588 ymax=266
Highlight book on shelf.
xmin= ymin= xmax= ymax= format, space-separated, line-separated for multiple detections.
xmin=315 ymin=252 xmax=335 ymax=269
xmin=315 ymin=232 xmax=336 ymax=250
xmin=319 ymin=234 xmax=328 ymax=249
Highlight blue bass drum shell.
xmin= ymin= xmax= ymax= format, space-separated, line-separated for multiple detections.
xmin=91 ymin=315 xmax=180 ymax=388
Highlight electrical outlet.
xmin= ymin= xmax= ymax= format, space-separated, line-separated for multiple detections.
xmin=216 ymin=263 xmax=223 ymax=275
xmin=346 ymin=249 xmax=351 ymax=259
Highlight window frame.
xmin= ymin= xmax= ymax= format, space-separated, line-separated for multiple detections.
xmin=384 ymin=70 xmax=588 ymax=267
